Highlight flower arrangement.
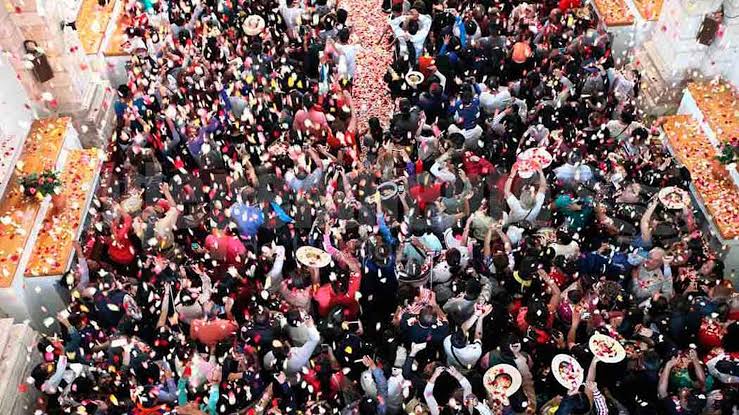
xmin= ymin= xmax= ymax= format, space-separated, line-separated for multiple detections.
xmin=18 ymin=169 xmax=62 ymax=199
xmin=716 ymin=140 xmax=739 ymax=165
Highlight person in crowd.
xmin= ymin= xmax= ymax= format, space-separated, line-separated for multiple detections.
xmin=34 ymin=1 xmax=737 ymax=414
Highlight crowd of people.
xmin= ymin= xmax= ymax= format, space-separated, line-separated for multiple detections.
xmin=31 ymin=0 xmax=739 ymax=414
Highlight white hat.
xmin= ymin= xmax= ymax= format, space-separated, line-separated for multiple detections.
xmin=483 ymin=364 xmax=522 ymax=397
xmin=551 ymin=354 xmax=584 ymax=390
xmin=243 ymin=15 xmax=266 ymax=36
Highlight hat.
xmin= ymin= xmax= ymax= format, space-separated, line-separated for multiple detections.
xmin=243 ymin=15 xmax=265 ymax=36
xmin=405 ymin=71 xmax=425 ymax=86
xmin=551 ymin=354 xmax=584 ymax=390
xmin=588 ymin=333 xmax=626 ymax=363
xmin=483 ymin=364 xmax=522 ymax=397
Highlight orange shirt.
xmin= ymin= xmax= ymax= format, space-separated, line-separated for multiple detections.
xmin=190 ymin=319 xmax=238 ymax=345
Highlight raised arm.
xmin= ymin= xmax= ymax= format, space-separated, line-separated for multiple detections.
xmin=640 ymin=198 xmax=659 ymax=244
xmin=504 ymin=164 xmax=518 ymax=198
xmin=537 ymin=165 xmax=547 ymax=194
xmin=658 ymin=357 xmax=676 ymax=399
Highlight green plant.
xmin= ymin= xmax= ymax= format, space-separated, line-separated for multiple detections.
xmin=18 ymin=169 xmax=62 ymax=199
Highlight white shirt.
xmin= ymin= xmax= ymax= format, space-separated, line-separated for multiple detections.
xmin=335 ymin=43 xmax=360 ymax=79
xmin=389 ymin=14 xmax=432 ymax=60
xmin=554 ymin=163 xmax=594 ymax=184
xmin=506 ymin=192 xmax=545 ymax=224
xmin=278 ymin=0 xmax=303 ymax=37
xmin=479 ymin=86 xmax=512 ymax=113
xmin=443 ymin=336 xmax=482 ymax=370
xmin=430 ymin=160 xmax=456 ymax=183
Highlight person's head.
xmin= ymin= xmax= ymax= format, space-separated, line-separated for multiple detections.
xmin=620 ymin=104 xmax=636 ymax=123
xmin=558 ymin=389 xmax=592 ymax=414
xmin=450 ymin=329 xmax=468 ymax=349
xmin=358 ymin=397 xmax=377 ymax=415
xmin=445 ymin=248 xmax=461 ymax=269
xmin=723 ymin=321 xmax=739 ymax=353
xmin=464 ymin=279 xmax=482 ymax=301
xmin=464 ymin=19 xmax=477 ymax=36
xmin=239 ymin=186 xmax=257 ymax=205
xmin=699 ymin=258 xmax=724 ymax=279
xmin=461 ymin=88 xmax=474 ymax=105
xmin=525 ymin=298 xmax=549 ymax=327
xmin=519 ymin=184 xmax=537 ymax=209
xmin=486 ymin=76 xmax=500 ymax=91
xmin=117 ymin=84 xmax=131 ymax=100
xmin=448 ymin=132 xmax=465 ymax=149
xmin=418 ymin=305 xmax=436 ymax=327
xmin=429 ymin=82 xmax=442 ymax=97
xmin=254 ymin=308 xmax=270 ymax=327
xmin=644 ymin=247 xmax=665 ymax=271
xmin=302 ymin=92 xmax=315 ymax=109
xmin=285 ymin=308 xmax=302 ymax=327
xmin=409 ymin=7 xmax=420 ymax=21
xmin=399 ymin=98 xmax=412 ymax=115
xmin=407 ymin=18 xmax=420 ymax=35
xmin=336 ymin=8 xmax=348 ymax=25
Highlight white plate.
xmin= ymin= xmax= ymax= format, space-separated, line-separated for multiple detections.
xmin=657 ymin=186 xmax=690 ymax=210
xmin=296 ymin=246 xmax=331 ymax=268
xmin=589 ymin=333 xmax=626 ymax=363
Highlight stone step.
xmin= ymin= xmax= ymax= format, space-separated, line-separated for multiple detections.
xmin=0 ymin=319 xmax=15 ymax=360
xmin=0 ymin=322 xmax=38 ymax=415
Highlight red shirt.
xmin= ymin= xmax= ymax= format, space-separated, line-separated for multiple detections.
xmin=108 ymin=214 xmax=136 ymax=264
xmin=190 ymin=319 xmax=238 ymax=345
xmin=559 ymin=0 xmax=582 ymax=11
xmin=205 ymin=233 xmax=246 ymax=265
xmin=313 ymin=273 xmax=362 ymax=319
xmin=410 ymin=183 xmax=442 ymax=210
xmin=293 ymin=107 xmax=333 ymax=141
xmin=463 ymin=152 xmax=494 ymax=180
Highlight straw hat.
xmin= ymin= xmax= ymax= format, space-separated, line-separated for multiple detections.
xmin=483 ymin=364 xmax=522 ymax=397
xmin=551 ymin=354 xmax=584 ymax=390
xmin=243 ymin=15 xmax=265 ymax=36
xmin=405 ymin=71 xmax=425 ymax=86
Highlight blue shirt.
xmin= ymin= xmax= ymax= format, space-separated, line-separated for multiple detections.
xmin=230 ymin=203 xmax=264 ymax=238
xmin=451 ymin=97 xmax=480 ymax=130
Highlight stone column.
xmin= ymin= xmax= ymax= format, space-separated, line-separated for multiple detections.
xmin=0 ymin=5 xmax=43 ymax=110
xmin=4 ymin=0 xmax=95 ymax=113
xmin=632 ymin=0 xmax=736 ymax=114
xmin=701 ymin=0 xmax=739 ymax=82
xmin=1 ymin=0 xmax=115 ymax=147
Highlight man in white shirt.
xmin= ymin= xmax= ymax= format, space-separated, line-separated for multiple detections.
xmin=504 ymin=164 xmax=547 ymax=224
xmin=263 ymin=315 xmax=320 ymax=376
xmin=443 ymin=304 xmax=491 ymax=371
xmin=389 ymin=7 xmax=432 ymax=61
xmin=278 ymin=0 xmax=304 ymax=39
xmin=333 ymin=28 xmax=360 ymax=80
xmin=479 ymin=77 xmax=512 ymax=114
xmin=554 ymin=151 xmax=594 ymax=185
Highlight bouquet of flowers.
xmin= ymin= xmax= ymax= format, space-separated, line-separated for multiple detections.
xmin=716 ymin=139 xmax=739 ymax=165
xmin=18 ymin=169 xmax=61 ymax=199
